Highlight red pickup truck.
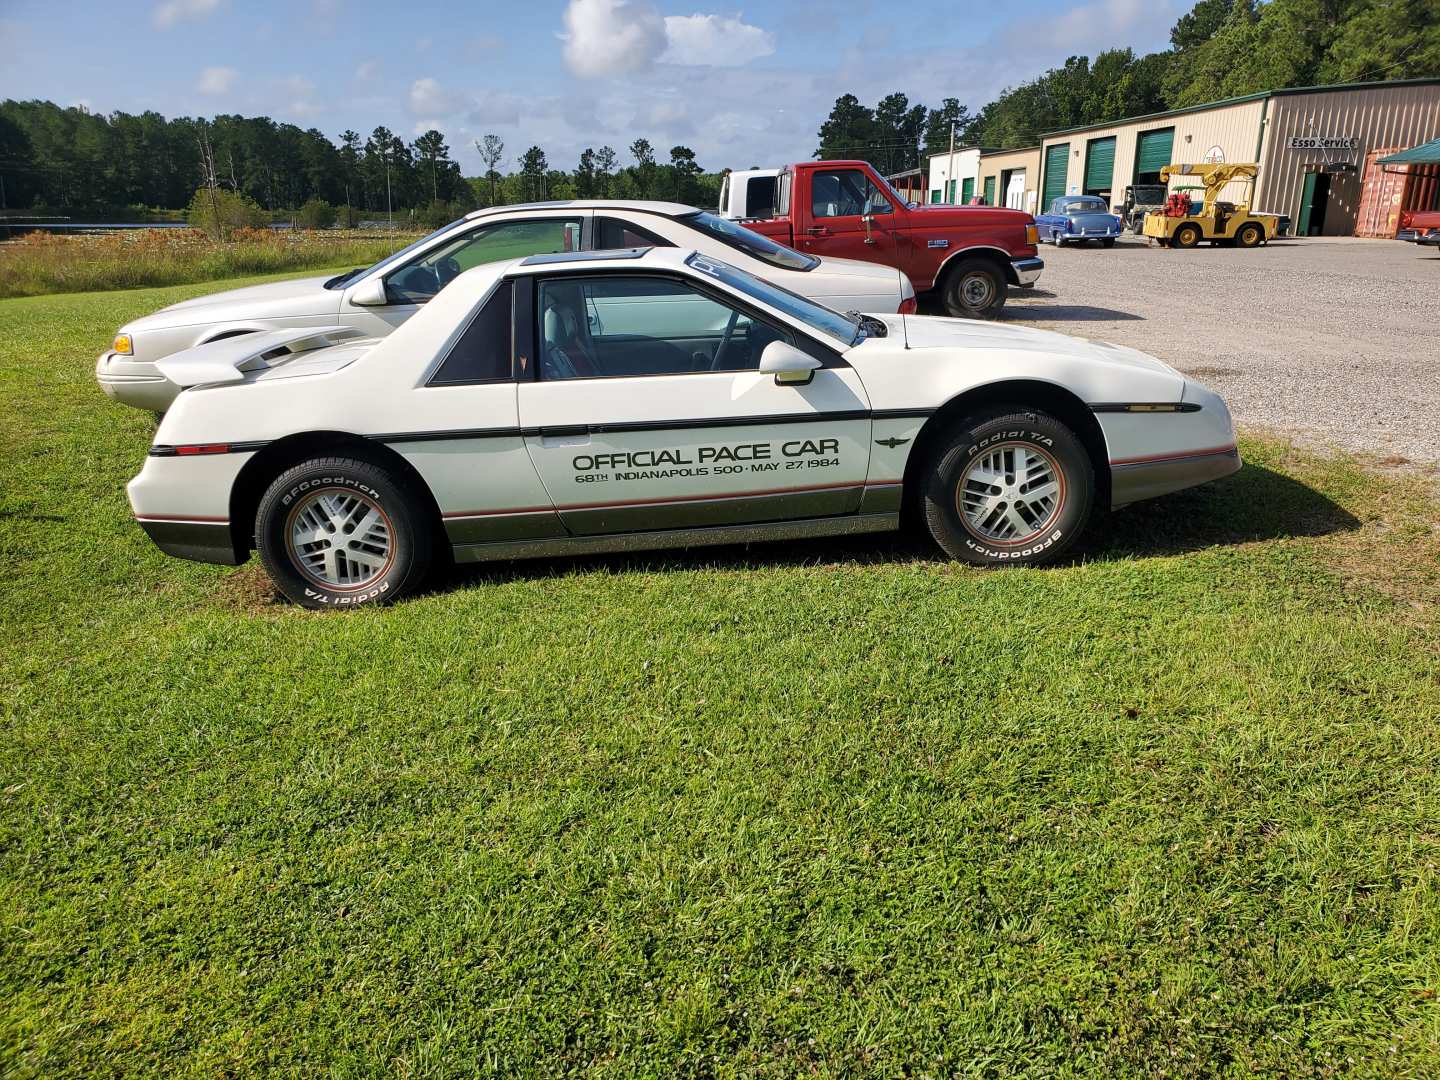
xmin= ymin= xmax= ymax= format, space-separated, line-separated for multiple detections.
xmin=743 ymin=160 xmax=1044 ymax=318
xmin=1397 ymin=209 xmax=1440 ymax=247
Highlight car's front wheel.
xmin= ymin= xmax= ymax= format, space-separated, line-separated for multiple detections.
xmin=941 ymin=258 xmax=1007 ymax=319
xmin=255 ymin=456 xmax=434 ymax=609
xmin=922 ymin=409 xmax=1094 ymax=566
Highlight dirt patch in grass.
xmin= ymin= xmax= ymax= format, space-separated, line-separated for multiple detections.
xmin=212 ymin=564 xmax=285 ymax=614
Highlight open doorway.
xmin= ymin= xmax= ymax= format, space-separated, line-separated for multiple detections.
xmin=1298 ymin=171 xmax=1331 ymax=236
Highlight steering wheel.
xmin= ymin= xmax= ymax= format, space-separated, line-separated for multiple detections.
xmin=434 ymin=256 xmax=463 ymax=288
xmin=710 ymin=309 xmax=741 ymax=371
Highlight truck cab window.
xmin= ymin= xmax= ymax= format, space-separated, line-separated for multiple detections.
xmin=812 ymin=170 xmax=892 ymax=219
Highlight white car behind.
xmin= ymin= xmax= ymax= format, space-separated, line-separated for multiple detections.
xmin=96 ymin=201 xmax=916 ymax=412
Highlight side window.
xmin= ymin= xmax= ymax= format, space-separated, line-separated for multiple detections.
xmin=428 ymin=281 xmax=512 ymax=386
xmin=537 ymin=276 xmax=785 ymax=381
xmin=745 ymin=176 xmax=776 ymax=219
xmin=387 ymin=218 xmax=581 ymax=305
xmin=811 ymin=169 xmax=892 ymax=219
xmin=594 ymin=216 xmax=675 ymax=251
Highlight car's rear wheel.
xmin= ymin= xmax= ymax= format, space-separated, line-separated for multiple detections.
xmin=256 ymin=456 xmax=433 ymax=609
xmin=922 ymin=409 xmax=1094 ymax=566
xmin=1236 ymin=222 xmax=1263 ymax=248
xmin=1172 ymin=224 xmax=1202 ymax=249
xmin=941 ymin=258 xmax=1007 ymax=319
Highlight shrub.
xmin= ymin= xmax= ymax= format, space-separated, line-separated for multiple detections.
xmin=336 ymin=204 xmax=360 ymax=229
xmin=185 ymin=187 xmax=268 ymax=240
xmin=297 ymin=198 xmax=337 ymax=230
xmin=418 ymin=199 xmax=461 ymax=229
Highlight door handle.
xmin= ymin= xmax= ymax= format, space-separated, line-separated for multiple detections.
xmin=538 ymin=424 xmax=589 ymax=448
xmin=804 ymin=226 xmax=829 ymax=237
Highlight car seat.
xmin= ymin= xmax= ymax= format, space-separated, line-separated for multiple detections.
xmin=541 ymin=286 xmax=599 ymax=380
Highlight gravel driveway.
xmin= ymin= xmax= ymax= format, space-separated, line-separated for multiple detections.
xmin=989 ymin=236 xmax=1439 ymax=466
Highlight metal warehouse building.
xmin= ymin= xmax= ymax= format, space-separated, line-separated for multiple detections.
xmin=1034 ymin=79 xmax=1440 ymax=236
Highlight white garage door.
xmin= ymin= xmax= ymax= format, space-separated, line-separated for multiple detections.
xmin=1006 ymin=171 xmax=1026 ymax=210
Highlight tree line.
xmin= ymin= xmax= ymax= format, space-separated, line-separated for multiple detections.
xmin=0 ymin=101 xmax=721 ymax=220
xmin=816 ymin=0 xmax=1439 ymax=165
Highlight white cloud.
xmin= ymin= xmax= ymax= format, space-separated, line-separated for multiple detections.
xmin=1016 ymin=0 xmax=1181 ymax=53
xmin=409 ymin=77 xmax=465 ymax=116
xmin=355 ymin=59 xmax=379 ymax=81
xmin=197 ymin=66 xmax=237 ymax=95
xmin=660 ymin=13 xmax=775 ymax=66
xmin=560 ymin=0 xmax=666 ymax=78
xmin=153 ymin=0 xmax=222 ymax=30
xmin=559 ymin=0 xmax=776 ymax=77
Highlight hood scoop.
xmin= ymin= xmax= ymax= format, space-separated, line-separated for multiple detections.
xmin=155 ymin=326 xmax=368 ymax=389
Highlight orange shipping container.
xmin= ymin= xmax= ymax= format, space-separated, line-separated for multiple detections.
xmin=1356 ymin=147 xmax=1440 ymax=237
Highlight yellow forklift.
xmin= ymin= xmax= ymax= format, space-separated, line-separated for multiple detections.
xmin=1143 ymin=163 xmax=1281 ymax=248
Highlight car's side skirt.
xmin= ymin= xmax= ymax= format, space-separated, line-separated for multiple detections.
xmin=451 ymin=512 xmax=900 ymax=565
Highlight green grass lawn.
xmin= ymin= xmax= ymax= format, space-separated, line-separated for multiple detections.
xmin=2 ymin=273 xmax=1439 ymax=1077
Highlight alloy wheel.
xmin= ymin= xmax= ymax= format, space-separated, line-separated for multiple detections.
xmin=285 ymin=489 xmax=394 ymax=589
xmin=957 ymin=442 xmax=1064 ymax=543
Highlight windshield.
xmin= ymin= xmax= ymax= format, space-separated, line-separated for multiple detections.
xmin=324 ymin=218 xmax=465 ymax=288
xmin=685 ymin=251 xmax=859 ymax=346
xmin=874 ymin=172 xmax=917 ymax=210
xmin=1061 ymin=198 xmax=1109 ymax=215
xmin=676 ymin=211 xmax=819 ymax=272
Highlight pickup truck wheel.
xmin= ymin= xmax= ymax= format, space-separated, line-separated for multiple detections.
xmin=942 ymin=258 xmax=1007 ymax=319
xmin=255 ymin=456 xmax=433 ymax=609
xmin=922 ymin=409 xmax=1094 ymax=567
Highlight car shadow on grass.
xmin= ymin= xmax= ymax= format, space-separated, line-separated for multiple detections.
xmin=434 ymin=462 xmax=1359 ymax=593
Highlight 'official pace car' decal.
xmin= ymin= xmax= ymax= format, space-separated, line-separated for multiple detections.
xmin=572 ymin=438 xmax=841 ymax=485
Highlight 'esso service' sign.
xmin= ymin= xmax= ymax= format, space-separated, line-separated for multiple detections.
xmin=1288 ymin=136 xmax=1358 ymax=151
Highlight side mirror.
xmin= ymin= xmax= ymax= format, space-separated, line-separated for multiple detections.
xmin=347 ymin=276 xmax=388 ymax=307
xmin=758 ymin=340 xmax=822 ymax=386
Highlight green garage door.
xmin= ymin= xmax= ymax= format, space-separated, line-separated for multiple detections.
xmin=1042 ymin=143 xmax=1069 ymax=208
xmin=1134 ymin=127 xmax=1174 ymax=182
xmin=982 ymin=175 xmax=996 ymax=205
xmin=1084 ymin=136 xmax=1116 ymax=195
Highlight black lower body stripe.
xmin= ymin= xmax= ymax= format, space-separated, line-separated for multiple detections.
xmin=148 ymin=407 xmax=941 ymax=456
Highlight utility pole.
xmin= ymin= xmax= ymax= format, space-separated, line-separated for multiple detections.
xmin=948 ymin=122 xmax=957 ymax=204
xmin=385 ymin=148 xmax=393 ymax=233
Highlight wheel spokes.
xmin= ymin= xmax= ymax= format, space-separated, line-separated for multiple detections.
xmin=286 ymin=489 xmax=391 ymax=589
xmin=957 ymin=442 xmax=1062 ymax=544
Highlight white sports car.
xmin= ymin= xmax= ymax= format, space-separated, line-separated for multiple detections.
xmin=128 ymin=247 xmax=1240 ymax=608
xmin=96 ymin=201 xmax=916 ymax=412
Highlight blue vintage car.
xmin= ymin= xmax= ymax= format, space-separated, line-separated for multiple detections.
xmin=1035 ymin=196 xmax=1123 ymax=247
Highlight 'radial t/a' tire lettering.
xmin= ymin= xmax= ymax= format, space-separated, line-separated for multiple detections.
xmin=255 ymin=456 xmax=434 ymax=609
xmin=922 ymin=408 xmax=1094 ymax=566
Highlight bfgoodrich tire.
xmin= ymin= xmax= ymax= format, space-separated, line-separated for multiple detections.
xmin=255 ymin=456 xmax=434 ymax=609
xmin=941 ymin=258 xmax=1007 ymax=319
xmin=922 ymin=409 xmax=1094 ymax=566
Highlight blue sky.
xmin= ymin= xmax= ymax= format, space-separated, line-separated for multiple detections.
xmin=0 ymin=0 xmax=1184 ymax=173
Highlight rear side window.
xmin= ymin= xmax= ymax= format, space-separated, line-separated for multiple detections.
xmin=745 ymin=175 xmax=776 ymax=219
xmin=595 ymin=216 xmax=674 ymax=250
xmin=428 ymin=281 xmax=513 ymax=385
